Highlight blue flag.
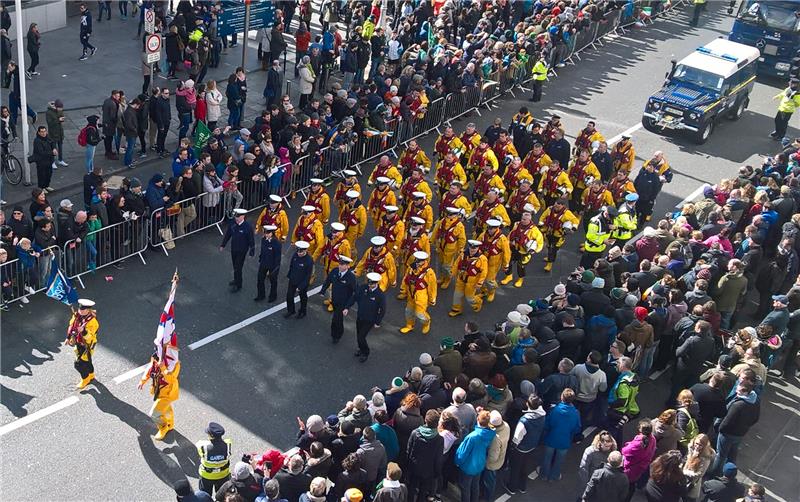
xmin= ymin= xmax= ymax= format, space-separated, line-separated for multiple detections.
xmin=45 ymin=257 xmax=79 ymax=306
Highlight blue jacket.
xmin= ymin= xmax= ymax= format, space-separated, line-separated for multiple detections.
xmin=510 ymin=337 xmax=536 ymax=365
xmin=543 ymin=402 xmax=581 ymax=450
xmin=455 ymin=426 xmax=496 ymax=475
xmin=258 ymin=236 xmax=282 ymax=271
xmin=371 ymin=423 xmax=400 ymax=461
xmin=346 ymin=284 xmax=386 ymax=325
xmin=286 ymin=252 xmax=313 ymax=287
xmin=221 ymin=220 xmax=255 ymax=256
xmin=321 ymin=268 xmax=357 ymax=307
xmin=172 ymin=157 xmax=193 ymax=178
xmin=145 ymin=180 xmax=167 ymax=210
xmin=515 ymin=408 xmax=547 ymax=453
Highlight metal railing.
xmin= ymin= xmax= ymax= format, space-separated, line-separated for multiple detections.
xmin=150 ymin=191 xmax=225 ymax=255
xmin=0 ymin=245 xmax=61 ymax=305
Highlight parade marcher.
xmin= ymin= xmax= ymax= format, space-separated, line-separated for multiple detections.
xmin=574 ymin=121 xmax=605 ymax=154
xmin=509 ymin=107 xmax=535 ymax=159
xmin=340 ymin=190 xmax=367 ymax=258
xmin=65 ymin=298 xmax=99 ymax=389
xmin=398 ymin=139 xmax=432 ymax=177
xmin=355 ymin=236 xmax=396 ymax=292
xmin=254 ymin=225 xmax=282 ymax=302
xmin=501 ymin=157 xmax=533 ymax=197
xmin=581 ymin=206 xmax=617 ymax=269
xmin=507 ymin=178 xmax=541 ymax=223
xmin=219 ymin=208 xmax=255 ymax=292
xmin=472 ymin=162 xmax=506 ymax=207
xmin=459 ymin=122 xmax=482 ymax=175
xmin=771 ymin=78 xmax=800 ymax=141
xmin=377 ymin=205 xmax=404 ymax=259
xmin=611 ymin=135 xmax=636 ymax=174
xmin=398 ymin=166 xmax=433 ymax=213
xmin=307 ymin=178 xmax=331 ymax=224
xmin=477 ymin=219 xmax=511 ymax=303
xmin=256 ymin=194 xmax=289 ymax=241
xmin=398 ymin=217 xmax=430 ymax=281
xmin=449 ymin=240 xmax=488 ymax=317
xmin=428 ymin=205 xmax=466 ymax=289
xmin=320 ymin=255 xmax=357 ymax=344
xmin=634 ymin=159 xmax=666 ymax=225
xmin=493 ymin=130 xmax=519 ymax=176
xmin=538 ymin=160 xmax=573 ymax=208
xmin=467 ymin=138 xmax=499 ymax=190
xmin=611 ymin=193 xmax=639 ymax=247
xmin=543 ymin=115 xmax=566 ymax=146
xmin=285 ymin=241 xmax=314 ymax=319
xmin=434 ymin=126 xmax=466 ymax=163
xmin=473 ymin=188 xmax=510 ymax=237
xmin=439 ymin=180 xmax=472 ymax=218
xmin=404 ymin=191 xmax=434 ymax=232
xmin=368 ymin=155 xmax=402 ymax=187
xmin=344 ymin=272 xmax=386 ymax=362
xmin=334 ymin=170 xmax=361 ymax=217
xmin=292 ymin=205 xmax=325 ymax=262
xmin=539 ymin=198 xmax=579 ymax=272
xmin=435 ymin=151 xmax=468 ymax=198
xmin=501 ymin=204 xmax=544 ymax=288
xmin=567 ymin=148 xmax=602 ymax=212
xmin=399 ymin=251 xmax=437 ymax=335
xmin=607 ymin=169 xmax=637 ymax=206
xmin=367 ymin=177 xmax=397 ymax=228
xmin=521 ymin=142 xmax=552 ymax=187
xmin=319 ymin=222 xmax=352 ymax=309
xmin=581 ymin=179 xmax=615 ymax=232
xmin=196 ymin=422 xmax=233 ymax=497
xmin=138 ymin=349 xmax=181 ymax=441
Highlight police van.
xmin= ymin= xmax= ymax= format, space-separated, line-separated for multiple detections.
xmin=642 ymin=38 xmax=760 ymax=144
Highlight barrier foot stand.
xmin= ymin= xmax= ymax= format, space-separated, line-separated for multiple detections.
xmin=160 ymin=243 xmax=170 ymax=257
xmin=281 ymin=194 xmax=293 ymax=209
xmin=507 ymin=88 xmax=517 ymax=98
xmin=137 ymin=251 xmax=147 ymax=266
xmin=215 ymin=222 xmax=224 ymax=235
xmin=473 ymin=107 xmax=482 ymax=117
xmin=517 ymin=83 xmax=532 ymax=92
xmin=77 ymin=276 xmax=86 ymax=289
xmin=353 ymin=165 xmax=364 ymax=176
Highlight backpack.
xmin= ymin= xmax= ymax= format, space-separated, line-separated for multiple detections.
xmin=77 ymin=125 xmax=91 ymax=147
xmin=677 ymin=407 xmax=699 ymax=447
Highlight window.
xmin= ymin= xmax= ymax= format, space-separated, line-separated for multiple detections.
xmin=737 ymin=1 xmax=800 ymax=33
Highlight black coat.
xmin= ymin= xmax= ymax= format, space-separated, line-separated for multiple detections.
xmin=346 ymin=284 xmax=386 ymax=324
xmin=271 ymin=469 xmax=312 ymax=502
xmin=675 ymin=332 xmax=714 ymax=376
xmin=153 ymin=97 xmax=172 ymax=128
xmin=287 ymin=252 xmax=313 ymax=287
xmin=258 ymin=236 xmax=282 ymax=270
xmin=701 ymin=477 xmax=745 ymax=502
xmin=32 ymin=134 xmax=55 ymax=165
xmin=718 ymin=394 xmax=760 ymax=436
xmin=321 ymin=269 xmax=357 ymax=307
xmin=689 ymin=382 xmax=726 ymax=433
xmin=556 ymin=327 xmax=585 ymax=363
xmin=580 ymin=289 xmax=611 ymax=320
xmin=406 ymin=426 xmax=444 ymax=478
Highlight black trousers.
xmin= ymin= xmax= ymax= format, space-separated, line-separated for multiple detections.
xmin=774 ymin=111 xmax=792 ymax=139
xmin=27 ymin=51 xmax=39 ymax=72
xmin=156 ymin=127 xmax=168 ymax=153
xmin=636 ymin=198 xmax=655 ymax=226
xmin=546 ymin=234 xmax=560 ymax=262
xmin=331 ymin=306 xmax=345 ymax=341
xmin=198 ymin=476 xmax=229 ymax=497
xmin=532 ymin=80 xmax=543 ymax=102
xmin=285 ymin=282 xmax=308 ymax=314
xmin=36 ymin=161 xmax=52 ymax=189
xmin=103 ymin=130 xmax=114 ymax=155
xmin=75 ymin=358 xmax=94 ymax=378
xmin=231 ymin=252 xmax=246 ymax=287
xmin=356 ymin=319 xmax=373 ymax=355
xmin=580 ymin=249 xmax=603 ymax=269
xmin=256 ymin=264 xmax=279 ymax=300
xmin=509 ymin=248 xmax=527 ymax=277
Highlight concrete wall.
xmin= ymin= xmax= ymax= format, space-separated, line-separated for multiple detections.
xmin=5 ymin=0 xmax=67 ymax=38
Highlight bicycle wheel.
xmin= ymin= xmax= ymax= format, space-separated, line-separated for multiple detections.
xmin=4 ymin=155 xmax=23 ymax=185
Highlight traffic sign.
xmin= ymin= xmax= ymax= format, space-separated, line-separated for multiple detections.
xmin=144 ymin=8 xmax=155 ymax=34
xmin=146 ymin=34 xmax=161 ymax=63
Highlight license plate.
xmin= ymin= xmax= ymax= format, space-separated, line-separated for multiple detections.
xmin=764 ymin=44 xmax=778 ymax=56
xmin=665 ymin=107 xmax=683 ymax=115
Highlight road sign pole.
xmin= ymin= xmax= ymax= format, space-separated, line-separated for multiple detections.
xmin=241 ymin=2 xmax=251 ymax=68
xmin=14 ymin=0 xmax=31 ymax=185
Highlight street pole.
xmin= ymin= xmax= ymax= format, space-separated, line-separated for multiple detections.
xmin=241 ymin=1 xmax=250 ymax=68
xmin=14 ymin=0 xmax=31 ymax=185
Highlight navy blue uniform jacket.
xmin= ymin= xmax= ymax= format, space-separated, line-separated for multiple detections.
xmin=221 ymin=220 xmax=255 ymax=256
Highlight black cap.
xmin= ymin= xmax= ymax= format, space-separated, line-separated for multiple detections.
xmin=605 ymin=206 xmax=618 ymax=217
xmin=206 ymin=421 xmax=225 ymax=437
xmin=173 ymin=479 xmax=192 ymax=496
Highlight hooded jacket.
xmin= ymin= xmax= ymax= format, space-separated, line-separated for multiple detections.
xmin=572 ymin=363 xmax=607 ymax=402
xmin=357 ymin=438 xmax=387 ymax=483
xmin=718 ymin=390 xmax=760 ymax=436
xmin=455 ymin=426 xmax=496 ymax=475
xmin=406 ymin=424 xmax=444 ymax=478
xmin=621 ymin=433 xmax=656 ymax=482
xmin=418 ymin=374 xmax=448 ymax=414
xmin=512 ymin=406 xmax=546 ymax=453
xmin=543 ymin=402 xmax=581 ymax=450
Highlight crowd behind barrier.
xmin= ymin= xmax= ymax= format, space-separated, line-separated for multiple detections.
xmin=0 ymin=0 xmax=689 ymax=305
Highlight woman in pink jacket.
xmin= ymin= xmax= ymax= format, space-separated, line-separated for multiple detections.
xmin=621 ymin=420 xmax=657 ymax=500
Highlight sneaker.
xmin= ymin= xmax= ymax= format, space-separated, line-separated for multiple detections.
xmin=25 ymin=71 xmax=32 ymax=80
xmin=90 ymin=47 xmax=97 ymax=56
xmin=44 ymin=186 xmax=55 ymax=192
xmin=31 ymin=71 xmax=40 ymax=76
xmin=1 ymin=200 xmax=7 ymax=205
xmin=139 ymin=152 xmax=147 ymax=159
xmin=25 ymin=286 xmax=36 ymax=295
xmin=20 ymin=295 xmax=30 ymax=304
xmin=51 ymin=162 xmax=59 ymax=170
xmin=80 ymin=54 xmax=89 ymax=61
xmin=58 ymin=160 xmax=68 ymax=167
xmin=503 ymin=485 xmax=516 ymax=495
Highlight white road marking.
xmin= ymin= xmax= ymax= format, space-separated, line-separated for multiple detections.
xmin=494 ymin=495 xmax=511 ymax=502
xmin=0 ymin=396 xmax=79 ymax=437
xmin=113 ymin=363 xmax=150 ymax=384
xmin=582 ymin=426 xmax=597 ymax=437
xmin=607 ymin=123 xmax=644 ymax=147
xmin=188 ymin=286 xmax=324 ymax=350
xmin=528 ymin=470 xmax=539 ymax=480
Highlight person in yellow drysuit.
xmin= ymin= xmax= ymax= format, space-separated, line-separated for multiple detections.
xmin=434 ymin=126 xmax=466 ymax=163
xmin=66 ymin=298 xmax=99 ymax=389
xmin=367 ymin=177 xmax=397 ymax=228
xmin=492 ymin=130 xmax=519 ymax=174
xmin=355 ymin=235 xmax=397 ymax=291
xmin=398 ymin=166 xmax=433 ymax=213
xmin=501 ymin=204 xmax=544 ymax=288
xmin=255 ymin=194 xmax=289 ymax=241
xmin=459 ymin=122 xmax=482 ymax=173
xmin=377 ymin=205 xmax=405 ymax=258
xmin=438 ymin=180 xmax=472 ymax=218
xmin=319 ymin=222 xmax=352 ymax=310
xmin=467 ymin=138 xmax=499 ymax=187
xmin=567 ymin=148 xmax=601 ymax=212
xmin=435 ymin=151 xmax=468 ymax=197
xmin=473 ymin=162 xmax=506 ymax=206
xmin=307 ymin=177 xmax=331 ymax=224
xmin=431 ymin=206 xmax=467 ymax=290
xmin=507 ymin=178 xmax=541 ymax=223
xmin=340 ymin=190 xmax=367 ymax=258
xmin=611 ymin=135 xmax=636 ymax=173
xmin=607 ymin=169 xmax=637 ymax=206
xmin=139 ymin=353 xmax=181 ymax=440
xmin=404 ymin=191 xmax=434 ymax=232
xmin=368 ymin=155 xmax=403 ymax=187
xmin=477 ymin=218 xmax=511 ymax=303
xmin=502 ymin=156 xmax=533 ymax=193
xmin=398 ymin=139 xmax=432 ymax=176
xmin=398 ymin=217 xmax=430 ymax=290
xmin=573 ymin=120 xmax=605 ymax=154
xmin=293 ymin=205 xmax=325 ymax=259
xmin=448 ymin=239 xmax=488 ymax=316
xmin=334 ymin=169 xmax=361 ymax=217
xmin=538 ymin=159 xmax=573 ymax=207
xmin=399 ymin=251 xmax=437 ymax=335
xmin=473 ymin=187 xmax=510 ymax=237
xmin=539 ymin=197 xmax=580 ymax=272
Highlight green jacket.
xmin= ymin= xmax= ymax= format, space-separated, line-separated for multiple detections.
xmin=715 ymin=272 xmax=747 ymax=312
xmin=85 ymin=219 xmax=102 ymax=243
xmin=45 ymin=106 xmax=64 ymax=142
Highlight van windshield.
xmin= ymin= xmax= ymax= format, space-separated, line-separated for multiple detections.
xmin=672 ymin=64 xmax=724 ymax=93
xmin=737 ymin=0 xmax=800 ymax=33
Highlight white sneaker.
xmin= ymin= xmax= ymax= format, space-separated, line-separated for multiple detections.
xmin=51 ymin=161 xmax=59 ymax=170
xmin=25 ymin=286 xmax=36 ymax=295
xmin=58 ymin=160 xmax=68 ymax=167
xmin=20 ymin=296 xmax=30 ymax=304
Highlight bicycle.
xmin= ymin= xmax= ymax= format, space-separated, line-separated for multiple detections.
xmin=1 ymin=140 xmax=23 ymax=185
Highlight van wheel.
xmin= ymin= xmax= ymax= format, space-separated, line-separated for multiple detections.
xmin=642 ymin=116 xmax=658 ymax=132
xmin=728 ymin=98 xmax=747 ymax=121
xmin=693 ymin=120 xmax=714 ymax=144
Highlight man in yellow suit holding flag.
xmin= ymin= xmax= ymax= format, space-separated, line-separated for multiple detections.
xmin=66 ymin=298 xmax=99 ymax=390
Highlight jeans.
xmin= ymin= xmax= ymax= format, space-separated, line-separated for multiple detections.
xmin=458 ymin=472 xmax=480 ymax=502
xmin=711 ymin=433 xmax=742 ymax=476
xmin=85 ymin=144 xmax=96 ymax=173
xmin=86 ymin=240 xmax=98 ymax=269
xmin=123 ymin=136 xmax=137 ymax=166
xmin=720 ymin=311 xmax=734 ymax=330
xmin=539 ymin=447 xmax=568 ymax=481
xmin=639 ymin=342 xmax=658 ymax=379
xmin=178 ymin=112 xmax=192 ymax=140
xmin=80 ymin=34 xmax=95 ymax=55
xmin=480 ymin=469 xmax=497 ymax=499
xmin=55 ymin=139 xmax=64 ymax=161
xmin=228 ymin=106 xmax=241 ymax=129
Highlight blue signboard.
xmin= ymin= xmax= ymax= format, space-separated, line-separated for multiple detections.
xmin=217 ymin=0 xmax=276 ymax=37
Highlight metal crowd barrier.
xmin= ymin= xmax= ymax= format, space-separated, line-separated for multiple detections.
xmin=150 ymin=191 xmax=225 ymax=255
xmin=399 ymin=97 xmax=447 ymax=148
xmin=443 ymin=86 xmax=483 ymax=124
xmin=0 ymin=245 xmax=60 ymax=305
xmin=63 ymin=217 xmax=148 ymax=288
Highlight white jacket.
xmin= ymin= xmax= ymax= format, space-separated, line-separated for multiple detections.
xmin=205 ymin=89 xmax=223 ymax=122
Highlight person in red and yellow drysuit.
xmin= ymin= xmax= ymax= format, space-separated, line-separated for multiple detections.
xmin=501 ymin=205 xmax=544 ymax=288
xmin=398 ymin=139 xmax=431 ymax=177
xmin=398 ymin=166 xmax=433 ymax=213
xmin=377 ymin=205 xmax=405 ymax=258
xmin=539 ymin=198 xmax=580 ymax=272
xmin=339 ymin=190 xmax=367 ymax=259
xmin=434 ymin=126 xmax=466 ymax=163
xmin=473 ymin=187 xmax=510 ymax=237
xmin=398 ymin=251 xmax=437 ymax=335
xmin=538 ymin=160 xmax=573 ymax=207
xmin=355 ymin=235 xmax=397 ymax=291
xmin=448 ymin=240 xmax=488 ymax=316
xmin=404 ymin=191 xmax=434 ymax=232
xmin=367 ymin=177 xmax=397 ymax=227
xmin=292 ymin=204 xmax=325 ymax=259
xmin=333 ymin=169 xmax=361 ymax=217
xmin=256 ymin=195 xmax=289 ymax=241
xmin=368 ymin=155 xmax=403 ymax=187
xmin=435 ymin=151 xmax=468 ymax=198
xmin=306 ymin=178 xmax=331 ymax=224
xmin=507 ymin=178 xmax=541 ymax=223
xmin=477 ymin=218 xmax=511 ymax=303
xmin=431 ymin=206 xmax=467 ymax=290
xmin=611 ymin=135 xmax=636 ymax=173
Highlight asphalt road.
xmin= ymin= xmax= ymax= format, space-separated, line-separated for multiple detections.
xmin=2 ymin=4 xmax=799 ymax=501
